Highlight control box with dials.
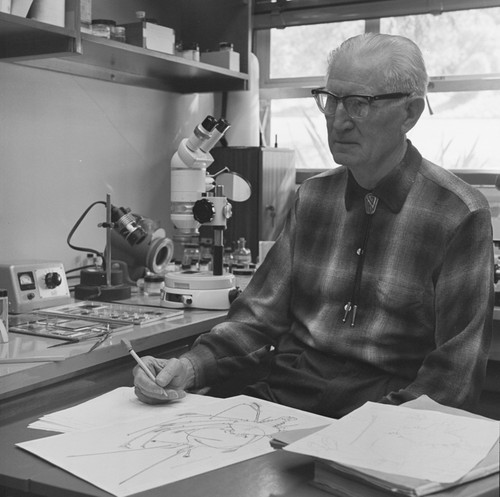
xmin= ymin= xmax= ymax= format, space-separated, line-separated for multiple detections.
xmin=0 ymin=261 xmax=72 ymax=314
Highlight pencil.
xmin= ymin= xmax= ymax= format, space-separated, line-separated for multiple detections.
xmin=121 ymin=338 xmax=156 ymax=382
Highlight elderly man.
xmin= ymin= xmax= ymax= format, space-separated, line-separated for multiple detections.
xmin=134 ymin=33 xmax=494 ymax=418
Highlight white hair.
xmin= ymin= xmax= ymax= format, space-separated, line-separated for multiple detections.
xmin=328 ymin=33 xmax=429 ymax=97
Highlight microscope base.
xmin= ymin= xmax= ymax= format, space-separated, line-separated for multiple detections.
xmin=74 ymin=284 xmax=132 ymax=302
xmin=160 ymin=271 xmax=239 ymax=310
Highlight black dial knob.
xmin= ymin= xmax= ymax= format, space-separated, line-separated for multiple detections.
xmin=45 ymin=272 xmax=62 ymax=289
xmin=193 ymin=198 xmax=215 ymax=223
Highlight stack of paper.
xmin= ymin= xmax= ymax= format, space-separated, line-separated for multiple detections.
xmin=29 ymin=387 xmax=217 ymax=433
xmin=284 ymin=396 xmax=500 ymax=496
xmin=20 ymin=392 xmax=331 ymax=497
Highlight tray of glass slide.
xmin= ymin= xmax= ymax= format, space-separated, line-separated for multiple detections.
xmin=36 ymin=300 xmax=183 ymax=326
xmin=9 ymin=316 xmax=131 ymax=342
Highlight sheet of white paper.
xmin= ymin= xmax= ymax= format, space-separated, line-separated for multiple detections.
xmin=29 ymin=387 xmax=217 ymax=433
xmin=285 ymin=401 xmax=500 ymax=484
xmin=19 ymin=394 xmax=331 ymax=497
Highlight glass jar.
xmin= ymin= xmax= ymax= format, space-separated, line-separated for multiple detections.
xmin=219 ymin=42 xmax=234 ymax=52
xmin=143 ymin=274 xmax=165 ymax=296
xmin=91 ymin=19 xmax=116 ymax=39
xmin=233 ymin=237 xmax=252 ymax=267
xmin=232 ymin=266 xmax=254 ymax=291
xmin=176 ymin=41 xmax=200 ymax=61
xmin=182 ymin=244 xmax=200 ymax=270
xmin=111 ymin=26 xmax=126 ymax=42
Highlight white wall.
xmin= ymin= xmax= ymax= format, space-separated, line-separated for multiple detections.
xmin=0 ymin=61 xmax=215 ymax=272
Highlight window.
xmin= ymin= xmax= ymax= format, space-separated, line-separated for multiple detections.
xmin=269 ymin=21 xmax=364 ymax=79
xmin=255 ymin=3 xmax=500 ymax=171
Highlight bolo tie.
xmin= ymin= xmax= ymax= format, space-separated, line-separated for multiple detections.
xmin=342 ymin=192 xmax=379 ymax=327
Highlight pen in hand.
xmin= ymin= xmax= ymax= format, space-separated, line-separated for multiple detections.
xmin=121 ymin=338 xmax=156 ymax=382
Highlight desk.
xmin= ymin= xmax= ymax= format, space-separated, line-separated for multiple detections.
xmin=0 ymin=306 xmax=226 ymax=425
xmin=0 ymin=400 xmax=498 ymax=497
xmin=0 ymin=304 xmax=499 ymax=496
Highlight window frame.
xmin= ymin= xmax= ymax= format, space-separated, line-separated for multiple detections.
xmin=254 ymin=1 xmax=500 ymax=150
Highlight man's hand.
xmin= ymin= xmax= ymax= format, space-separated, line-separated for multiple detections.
xmin=133 ymin=356 xmax=193 ymax=404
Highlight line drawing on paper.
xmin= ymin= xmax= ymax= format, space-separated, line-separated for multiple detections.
xmin=68 ymin=401 xmax=298 ymax=485
xmin=297 ymin=406 xmax=490 ymax=482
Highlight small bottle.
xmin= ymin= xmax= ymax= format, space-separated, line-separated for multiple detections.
xmin=219 ymin=42 xmax=234 ymax=52
xmin=182 ymin=244 xmax=200 ymax=271
xmin=135 ymin=11 xmax=157 ymax=24
xmin=143 ymin=274 xmax=165 ymax=296
xmin=223 ymin=247 xmax=234 ymax=273
xmin=0 ymin=289 xmax=9 ymax=343
xmin=111 ymin=26 xmax=126 ymax=42
xmin=91 ymin=19 xmax=116 ymax=39
xmin=232 ymin=266 xmax=254 ymax=291
xmin=183 ymin=42 xmax=200 ymax=62
xmin=233 ymin=237 xmax=252 ymax=267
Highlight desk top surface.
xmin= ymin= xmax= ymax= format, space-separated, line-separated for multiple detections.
xmin=0 ymin=406 xmax=498 ymax=497
xmin=0 ymin=301 xmax=498 ymax=497
xmin=0 ymin=298 xmax=226 ymax=402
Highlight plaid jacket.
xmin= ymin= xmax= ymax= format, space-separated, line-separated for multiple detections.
xmin=185 ymin=141 xmax=494 ymax=413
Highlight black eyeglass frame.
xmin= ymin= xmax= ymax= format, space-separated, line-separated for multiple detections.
xmin=311 ymin=88 xmax=411 ymax=119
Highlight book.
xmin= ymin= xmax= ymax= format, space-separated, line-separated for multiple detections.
xmin=312 ymin=443 xmax=499 ymax=497
xmin=281 ymin=396 xmax=499 ymax=497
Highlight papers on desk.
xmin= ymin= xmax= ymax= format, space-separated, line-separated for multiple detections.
xmin=28 ymin=387 xmax=218 ymax=433
xmin=18 ymin=390 xmax=331 ymax=497
xmin=283 ymin=396 xmax=500 ymax=496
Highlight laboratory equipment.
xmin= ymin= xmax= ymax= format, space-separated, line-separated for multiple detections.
xmin=203 ymin=147 xmax=295 ymax=264
xmin=68 ymin=194 xmax=172 ymax=301
xmin=108 ymin=217 xmax=174 ymax=281
xmin=0 ymin=261 xmax=71 ymax=313
xmin=164 ymin=115 xmax=251 ymax=310
xmin=233 ymin=237 xmax=252 ymax=266
xmin=160 ymin=271 xmax=240 ymax=310
xmin=0 ymin=289 xmax=8 ymax=342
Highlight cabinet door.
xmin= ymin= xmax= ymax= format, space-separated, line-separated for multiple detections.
xmin=209 ymin=147 xmax=295 ymax=262
xmin=260 ymin=149 xmax=295 ymax=242
xmin=209 ymin=147 xmax=261 ymax=260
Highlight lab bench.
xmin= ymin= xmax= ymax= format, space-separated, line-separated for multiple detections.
xmin=0 ymin=305 xmax=226 ymax=425
xmin=0 ymin=304 xmax=499 ymax=497
xmin=1 ymin=305 xmax=500 ymax=423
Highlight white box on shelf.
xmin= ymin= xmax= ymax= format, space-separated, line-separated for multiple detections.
xmin=200 ymin=50 xmax=240 ymax=72
xmin=0 ymin=0 xmax=12 ymax=14
xmin=10 ymin=0 xmax=32 ymax=17
xmin=123 ymin=21 xmax=175 ymax=55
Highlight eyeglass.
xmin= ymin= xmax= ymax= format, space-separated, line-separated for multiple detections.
xmin=311 ymin=88 xmax=410 ymax=120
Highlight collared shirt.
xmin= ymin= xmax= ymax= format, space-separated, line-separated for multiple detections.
xmin=184 ymin=142 xmax=494 ymax=415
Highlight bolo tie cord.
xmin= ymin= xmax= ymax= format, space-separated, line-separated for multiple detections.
xmin=342 ymin=193 xmax=379 ymax=327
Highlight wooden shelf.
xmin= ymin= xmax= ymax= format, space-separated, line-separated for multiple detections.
xmin=0 ymin=13 xmax=249 ymax=93
xmin=0 ymin=12 xmax=80 ymax=58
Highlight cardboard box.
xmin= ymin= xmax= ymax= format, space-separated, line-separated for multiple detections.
xmin=0 ymin=0 xmax=12 ymax=14
xmin=122 ymin=21 xmax=175 ymax=55
xmin=80 ymin=0 xmax=92 ymax=33
xmin=200 ymin=50 xmax=240 ymax=72
xmin=10 ymin=0 xmax=32 ymax=17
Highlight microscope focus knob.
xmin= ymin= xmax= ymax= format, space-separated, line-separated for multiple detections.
xmin=193 ymin=198 xmax=215 ymax=223
xmin=45 ymin=272 xmax=62 ymax=289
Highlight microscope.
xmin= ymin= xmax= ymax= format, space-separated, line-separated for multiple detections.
xmin=162 ymin=115 xmax=250 ymax=310
xmin=68 ymin=195 xmax=174 ymax=301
